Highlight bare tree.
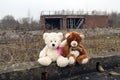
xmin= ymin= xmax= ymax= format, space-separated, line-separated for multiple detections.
xmin=18 ymin=17 xmax=30 ymax=31
xmin=0 ymin=15 xmax=40 ymax=31
xmin=0 ymin=15 xmax=18 ymax=30
xmin=109 ymin=12 xmax=120 ymax=28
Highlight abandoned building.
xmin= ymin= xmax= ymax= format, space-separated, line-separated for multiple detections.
xmin=40 ymin=11 xmax=109 ymax=30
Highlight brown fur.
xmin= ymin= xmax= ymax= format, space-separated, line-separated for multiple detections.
xmin=61 ymin=31 xmax=90 ymax=65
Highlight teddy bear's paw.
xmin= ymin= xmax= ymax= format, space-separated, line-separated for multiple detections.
xmin=71 ymin=51 xmax=79 ymax=57
xmin=38 ymin=57 xmax=52 ymax=66
xmin=73 ymin=51 xmax=80 ymax=57
xmin=69 ymin=57 xmax=75 ymax=64
xmin=81 ymin=58 xmax=89 ymax=64
xmin=57 ymin=56 xmax=69 ymax=67
xmin=70 ymin=51 xmax=76 ymax=56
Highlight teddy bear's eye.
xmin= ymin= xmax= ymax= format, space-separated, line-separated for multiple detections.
xmin=55 ymin=41 xmax=56 ymax=42
xmin=51 ymin=40 xmax=52 ymax=42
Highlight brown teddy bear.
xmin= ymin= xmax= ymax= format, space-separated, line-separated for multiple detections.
xmin=61 ymin=31 xmax=90 ymax=65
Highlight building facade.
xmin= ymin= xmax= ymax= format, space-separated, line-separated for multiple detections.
xmin=40 ymin=12 xmax=108 ymax=30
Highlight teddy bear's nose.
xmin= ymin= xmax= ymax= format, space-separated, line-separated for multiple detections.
xmin=52 ymin=44 xmax=55 ymax=47
xmin=73 ymin=43 xmax=76 ymax=45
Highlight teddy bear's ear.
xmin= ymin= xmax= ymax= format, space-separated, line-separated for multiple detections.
xmin=80 ymin=34 xmax=85 ymax=39
xmin=58 ymin=32 xmax=63 ymax=39
xmin=43 ymin=33 xmax=49 ymax=40
xmin=65 ymin=32 xmax=70 ymax=38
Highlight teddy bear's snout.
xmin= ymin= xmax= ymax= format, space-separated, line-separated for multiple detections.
xmin=52 ymin=44 xmax=55 ymax=47
xmin=71 ymin=41 xmax=78 ymax=47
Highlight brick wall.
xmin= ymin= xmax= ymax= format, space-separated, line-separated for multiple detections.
xmin=40 ymin=15 xmax=109 ymax=29
xmin=85 ymin=15 xmax=108 ymax=28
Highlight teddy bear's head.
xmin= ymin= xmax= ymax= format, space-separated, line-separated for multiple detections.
xmin=65 ymin=31 xmax=85 ymax=47
xmin=43 ymin=32 xmax=63 ymax=49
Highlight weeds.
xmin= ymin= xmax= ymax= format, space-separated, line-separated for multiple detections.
xmin=0 ymin=28 xmax=120 ymax=66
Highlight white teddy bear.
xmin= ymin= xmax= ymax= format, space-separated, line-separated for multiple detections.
xmin=38 ymin=32 xmax=69 ymax=67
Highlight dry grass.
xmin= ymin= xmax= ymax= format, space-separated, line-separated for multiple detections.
xmin=84 ymin=36 xmax=120 ymax=55
xmin=0 ymin=28 xmax=120 ymax=66
xmin=0 ymin=32 xmax=45 ymax=65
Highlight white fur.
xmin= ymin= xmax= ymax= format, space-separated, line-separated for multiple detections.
xmin=70 ymin=50 xmax=80 ymax=57
xmin=81 ymin=58 xmax=89 ymax=64
xmin=57 ymin=56 xmax=69 ymax=67
xmin=39 ymin=46 xmax=48 ymax=58
xmin=38 ymin=56 xmax=52 ymax=66
xmin=69 ymin=57 xmax=75 ymax=64
xmin=43 ymin=33 xmax=49 ymax=40
xmin=38 ymin=32 xmax=68 ymax=67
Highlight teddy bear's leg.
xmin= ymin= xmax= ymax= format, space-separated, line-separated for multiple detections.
xmin=38 ymin=56 xmax=52 ymax=66
xmin=67 ymin=54 xmax=76 ymax=65
xmin=77 ymin=55 xmax=89 ymax=64
xmin=57 ymin=56 xmax=69 ymax=67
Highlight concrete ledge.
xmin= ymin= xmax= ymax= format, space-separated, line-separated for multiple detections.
xmin=0 ymin=55 xmax=120 ymax=80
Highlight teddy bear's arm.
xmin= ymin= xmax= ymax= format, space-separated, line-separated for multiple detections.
xmin=77 ymin=44 xmax=90 ymax=64
xmin=39 ymin=46 xmax=48 ymax=58
xmin=79 ymin=44 xmax=88 ymax=55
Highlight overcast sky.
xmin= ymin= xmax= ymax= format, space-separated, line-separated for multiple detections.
xmin=0 ymin=0 xmax=119 ymax=20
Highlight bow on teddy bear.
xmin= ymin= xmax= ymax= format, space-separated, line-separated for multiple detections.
xmin=61 ymin=31 xmax=90 ymax=66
